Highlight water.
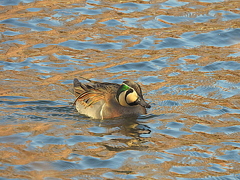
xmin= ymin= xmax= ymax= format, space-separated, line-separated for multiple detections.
xmin=1 ymin=0 xmax=240 ymax=179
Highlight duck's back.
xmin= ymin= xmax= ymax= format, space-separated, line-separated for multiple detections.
xmin=73 ymin=78 xmax=119 ymax=119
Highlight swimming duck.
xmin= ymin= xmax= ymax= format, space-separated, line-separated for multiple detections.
xmin=72 ymin=77 xmax=151 ymax=119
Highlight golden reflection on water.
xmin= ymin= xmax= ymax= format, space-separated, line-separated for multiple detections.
xmin=0 ymin=0 xmax=240 ymax=179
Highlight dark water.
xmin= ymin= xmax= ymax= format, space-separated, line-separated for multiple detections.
xmin=1 ymin=0 xmax=240 ymax=179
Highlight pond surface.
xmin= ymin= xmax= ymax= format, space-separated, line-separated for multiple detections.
xmin=1 ymin=0 xmax=240 ymax=179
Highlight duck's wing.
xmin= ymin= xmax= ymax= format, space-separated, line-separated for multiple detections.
xmin=73 ymin=78 xmax=116 ymax=108
xmin=77 ymin=77 xmax=120 ymax=89
xmin=73 ymin=78 xmax=105 ymax=107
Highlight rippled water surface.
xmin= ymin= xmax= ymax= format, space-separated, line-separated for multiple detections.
xmin=1 ymin=0 xmax=240 ymax=179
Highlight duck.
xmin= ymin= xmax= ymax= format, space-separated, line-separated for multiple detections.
xmin=72 ymin=77 xmax=151 ymax=119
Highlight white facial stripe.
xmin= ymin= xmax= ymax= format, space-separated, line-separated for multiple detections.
xmin=117 ymin=84 xmax=140 ymax=107
xmin=126 ymin=89 xmax=138 ymax=104
xmin=118 ymin=90 xmax=129 ymax=106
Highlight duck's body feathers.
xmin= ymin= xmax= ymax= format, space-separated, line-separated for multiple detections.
xmin=72 ymin=78 xmax=150 ymax=119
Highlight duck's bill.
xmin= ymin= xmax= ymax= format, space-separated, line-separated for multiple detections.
xmin=138 ymin=98 xmax=151 ymax=108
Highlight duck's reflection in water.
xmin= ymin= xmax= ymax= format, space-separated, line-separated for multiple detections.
xmin=93 ymin=117 xmax=151 ymax=151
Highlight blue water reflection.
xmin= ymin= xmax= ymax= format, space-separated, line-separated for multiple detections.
xmin=200 ymin=61 xmax=240 ymax=71
xmin=161 ymin=0 xmax=189 ymax=8
xmin=55 ymin=7 xmax=103 ymax=16
xmin=0 ymin=18 xmax=52 ymax=31
xmin=2 ymin=30 xmax=21 ymax=36
xmin=113 ymin=3 xmax=152 ymax=13
xmin=0 ymin=0 xmax=35 ymax=6
xmin=60 ymin=40 xmax=123 ymax=50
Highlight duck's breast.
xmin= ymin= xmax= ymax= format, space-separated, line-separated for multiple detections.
xmin=101 ymin=98 xmax=146 ymax=119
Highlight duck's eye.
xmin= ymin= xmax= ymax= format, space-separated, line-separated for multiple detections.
xmin=126 ymin=89 xmax=133 ymax=96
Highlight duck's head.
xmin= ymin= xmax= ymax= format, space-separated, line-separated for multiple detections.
xmin=116 ymin=81 xmax=151 ymax=108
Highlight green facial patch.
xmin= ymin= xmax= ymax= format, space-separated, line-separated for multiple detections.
xmin=120 ymin=84 xmax=130 ymax=92
xmin=116 ymin=83 xmax=131 ymax=101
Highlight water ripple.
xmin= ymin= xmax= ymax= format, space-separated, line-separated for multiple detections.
xmin=60 ymin=40 xmax=123 ymax=50
xmin=0 ymin=18 xmax=52 ymax=31
xmin=113 ymin=3 xmax=152 ymax=13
